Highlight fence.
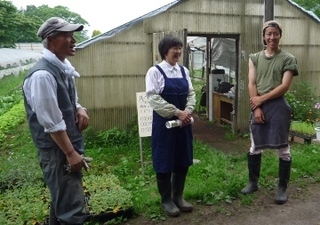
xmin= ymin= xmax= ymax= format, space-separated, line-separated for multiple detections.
xmin=15 ymin=43 xmax=43 ymax=53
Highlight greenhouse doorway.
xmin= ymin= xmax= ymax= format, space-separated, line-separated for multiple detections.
xmin=187 ymin=34 xmax=239 ymax=131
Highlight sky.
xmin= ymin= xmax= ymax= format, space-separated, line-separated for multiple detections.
xmin=10 ymin=0 xmax=175 ymax=34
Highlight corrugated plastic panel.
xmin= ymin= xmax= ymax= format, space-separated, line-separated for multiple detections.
xmin=70 ymin=0 xmax=320 ymax=133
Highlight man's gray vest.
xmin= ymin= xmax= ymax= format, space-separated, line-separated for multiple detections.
xmin=23 ymin=58 xmax=82 ymax=149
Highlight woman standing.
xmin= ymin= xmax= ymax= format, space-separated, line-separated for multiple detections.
xmin=145 ymin=35 xmax=196 ymax=216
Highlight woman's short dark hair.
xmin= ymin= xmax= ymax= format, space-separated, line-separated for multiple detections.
xmin=158 ymin=34 xmax=183 ymax=60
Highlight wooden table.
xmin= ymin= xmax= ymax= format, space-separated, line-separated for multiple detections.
xmin=213 ymin=92 xmax=234 ymax=125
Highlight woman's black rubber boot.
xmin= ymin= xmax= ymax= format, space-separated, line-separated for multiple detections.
xmin=172 ymin=173 xmax=193 ymax=212
xmin=157 ymin=179 xmax=180 ymax=217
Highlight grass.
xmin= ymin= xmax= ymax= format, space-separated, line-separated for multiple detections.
xmin=1 ymin=73 xmax=320 ymax=224
xmin=2 ymin=122 xmax=320 ymax=224
xmin=0 ymin=71 xmax=26 ymax=96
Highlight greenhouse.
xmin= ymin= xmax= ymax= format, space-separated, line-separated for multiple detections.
xmin=0 ymin=48 xmax=42 ymax=79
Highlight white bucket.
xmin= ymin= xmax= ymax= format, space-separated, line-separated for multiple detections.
xmin=315 ymin=127 xmax=320 ymax=141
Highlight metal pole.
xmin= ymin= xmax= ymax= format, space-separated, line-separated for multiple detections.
xmin=265 ymin=0 xmax=274 ymax=22
xmin=139 ymin=137 xmax=144 ymax=175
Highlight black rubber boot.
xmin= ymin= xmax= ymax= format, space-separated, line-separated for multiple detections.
xmin=275 ymin=158 xmax=291 ymax=204
xmin=172 ymin=173 xmax=193 ymax=212
xmin=157 ymin=179 xmax=180 ymax=217
xmin=241 ymin=153 xmax=262 ymax=194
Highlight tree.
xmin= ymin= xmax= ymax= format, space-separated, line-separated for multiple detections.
xmin=293 ymin=0 xmax=320 ymax=18
xmin=0 ymin=1 xmax=22 ymax=47
xmin=92 ymin=30 xmax=102 ymax=38
xmin=0 ymin=2 xmax=91 ymax=47
xmin=20 ymin=5 xmax=90 ymax=43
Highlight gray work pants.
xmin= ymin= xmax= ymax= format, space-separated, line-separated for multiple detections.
xmin=38 ymin=145 xmax=88 ymax=224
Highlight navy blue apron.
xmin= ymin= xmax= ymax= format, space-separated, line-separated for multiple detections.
xmin=152 ymin=65 xmax=193 ymax=173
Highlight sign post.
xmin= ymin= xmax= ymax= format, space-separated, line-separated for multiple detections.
xmin=136 ymin=92 xmax=153 ymax=173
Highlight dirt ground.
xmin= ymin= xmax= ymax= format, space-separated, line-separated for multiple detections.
xmin=123 ymin=113 xmax=320 ymax=225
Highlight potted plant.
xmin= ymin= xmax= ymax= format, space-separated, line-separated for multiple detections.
xmin=289 ymin=121 xmax=316 ymax=143
xmin=83 ymin=174 xmax=134 ymax=223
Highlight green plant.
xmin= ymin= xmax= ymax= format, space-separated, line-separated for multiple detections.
xmin=2 ymin=70 xmax=320 ymax=224
xmin=84 ymin=127 xmax=132 ymax=149
xmin=0 ymin=100 xmax=26 ymax=144
xmin=83 ymin=174 xmax=133 ymax=215
xmin=192 ymin=79 xmax=206 ymax=113
xmin=0 ymin=71 xmax=26 ymax=96
xmin=285 ymin=82 xmax=320 ymax=123
xmin=0 ymin=185 xmax=50 ymax=225
xmin=0 ymin=89 xmax=23 ymax=116
xmin=290 ymin=121 xmax=316 ymax=136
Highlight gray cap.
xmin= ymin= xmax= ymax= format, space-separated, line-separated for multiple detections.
xmin=37 ymin=17 xmax=84 ymax=40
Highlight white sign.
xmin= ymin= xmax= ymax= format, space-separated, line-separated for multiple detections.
xmin=136 ymin=92 xmax=153 ymax=137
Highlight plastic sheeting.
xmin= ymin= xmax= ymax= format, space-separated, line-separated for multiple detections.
xmin=211 ymin=38 xmax=236 ymax=74
xmin=187 ymin=37 xmax=236 ymax=77
xmin=0 ymin=48 xmax=42 ymax=79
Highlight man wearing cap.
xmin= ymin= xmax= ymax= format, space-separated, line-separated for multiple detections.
xmin=22 ymin=17 xmax=90 ymax=224
xmin=241 ymin=20 xmax=298 ymax=204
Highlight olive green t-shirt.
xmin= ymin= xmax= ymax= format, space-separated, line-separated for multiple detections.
xmin=249 ymin=49 xmax=299 ymax=95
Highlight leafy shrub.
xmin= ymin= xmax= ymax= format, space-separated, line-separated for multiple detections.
xmin=83 ymin=124 xmax=139 ymax=149
xmin=193 ymin=80 xmax=206 ymax=113
xmin=83 ymin=174 xmax=133 ymax=215
xmin=285 ymin=82 xmax=320 ymax=123
xmin=0 ymin=72 xmax=26 ymax=96
xmin=0 ymin=100 xmax=26 ymax=144
xmin=0 ymin=185 xmax=50 ymax=225
xmin=0 ymin=174 xmax=134 ymax=225
xmin=0 ymin=89 xmax=23 ymax=116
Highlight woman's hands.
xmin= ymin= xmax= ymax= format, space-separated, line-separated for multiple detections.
xmin=177 ymin=110 xmax=192 ymax=127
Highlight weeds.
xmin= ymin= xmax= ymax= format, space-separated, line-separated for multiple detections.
xmin=285 ymin=82 xmax=320 ymax=123
xmin=1 ymin=74 xmax=320 ymax=224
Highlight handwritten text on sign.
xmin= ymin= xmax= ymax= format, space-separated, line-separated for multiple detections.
xmin=136 ymin=92 xmax=153 ymax=137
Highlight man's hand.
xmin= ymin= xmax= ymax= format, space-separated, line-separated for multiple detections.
xmin=65 ymin=151 xmax=84 ymax=173
xmin=76 ymin=108 xmax=89 ymax=132
xmin=253 ymin=108 xmax=265 ymax=124
xmin=250 ymin=96 xmax=263 ymax=111
xmin=64 ymin=153 xmax=93 ymax=173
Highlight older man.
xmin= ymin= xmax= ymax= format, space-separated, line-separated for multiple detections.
xmin=23 ymin=17 xmax=90 ymax=225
